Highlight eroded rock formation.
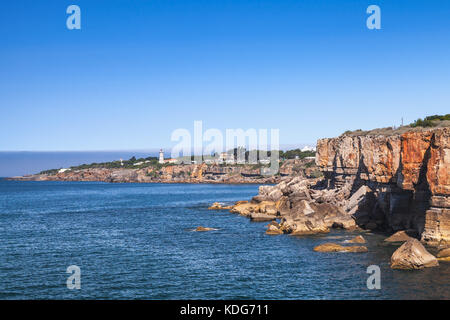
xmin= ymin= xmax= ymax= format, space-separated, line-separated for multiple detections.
xmin=221 ymin=176 xmax=358 ymax=236
xmin=316 ymin=127 xmax=450 ymax=245
xmin=390 ymin=239 xmax=439 ymax=269
xmin=218 ymin=127 xmax=449 ymax=249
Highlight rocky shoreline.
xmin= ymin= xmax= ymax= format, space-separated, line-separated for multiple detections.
xmin=208 ymin=127 xmax=450 ymax=270
xmin=7 ymin=159 xmax=317 ymax=185
xmin=209 ymin=175 xmax=449 ymax=269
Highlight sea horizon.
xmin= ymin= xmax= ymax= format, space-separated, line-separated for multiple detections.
xmin=0 ymin=144 xmax=315 ymax=177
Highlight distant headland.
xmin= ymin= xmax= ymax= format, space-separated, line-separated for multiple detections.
xmin=7 ymin=148 xmax=320 ymax=184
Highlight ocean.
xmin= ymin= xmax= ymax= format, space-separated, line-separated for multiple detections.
xmin=0 ymin=179 xmax=449 ymax=299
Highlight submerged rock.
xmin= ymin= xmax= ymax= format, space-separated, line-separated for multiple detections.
xmin=390 ymin=239 xmax=439 ymax=269
xmin=313 ymin=242 xmax=368 ymax=253
xmin=195 ymin=226 xmax=215 ymax=232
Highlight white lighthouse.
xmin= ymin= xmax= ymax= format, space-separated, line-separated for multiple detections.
xmin=159 ymin=149 xmax=164 ymax=164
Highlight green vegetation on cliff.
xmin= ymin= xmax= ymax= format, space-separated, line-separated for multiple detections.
xmin=38 ymin=149 xmax=317 ymax=175
xmin=410 ymin=114 xmax=450 ymax=128
xmin=39 ymin=156 xmax=160 ymax=174
xmin=341 ymin=114 xmax=450 ymax=137
xmin=279 ymin=149 xmax=315 ymax=160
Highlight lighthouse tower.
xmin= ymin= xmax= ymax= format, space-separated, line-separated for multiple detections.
xmin=159 ymin=149 xmax=164 ymax=164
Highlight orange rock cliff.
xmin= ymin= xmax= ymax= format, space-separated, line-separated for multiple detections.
xmin=316 ymin=127 xmax=450 ymax=245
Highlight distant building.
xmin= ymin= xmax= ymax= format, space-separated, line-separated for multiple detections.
xmin=301 ymin=145 xmax=316 ymax=152
xmin=259 ymin=159 xmax=271 ymax=165
xmin=164 ymin=158 xmax=178 ymax=164
xmin=219 ymin=152 xmax=235 ymax=164
xmin=159 ymin=149 xmax=164 ymax=164
xmin=58 ymin=168 xmax=70 ymax=173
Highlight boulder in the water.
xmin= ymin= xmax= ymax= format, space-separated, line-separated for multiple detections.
xmin=346 ymin=235 xmax=366 ymax=244
xmin=195 ymin=226 xmax=215 ymax=232
xmin=313 ymin=242 xmax=368 ymax=253
xmin=390 ymin=239 xmax=439 ymax=269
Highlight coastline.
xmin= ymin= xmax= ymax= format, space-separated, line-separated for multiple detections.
xmin=7 ymin=159 xmax=319 ymax=185
xmin=4 ymin=177 xmax=277 ymax=185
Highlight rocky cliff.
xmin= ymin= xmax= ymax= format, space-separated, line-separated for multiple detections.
xmin=9 ymin=159 xmax=316 ymax=184
xmin=207 ymin=126 xmax=449 ymax=268
xmin=316 ymin=127 xmax=450 ymax=245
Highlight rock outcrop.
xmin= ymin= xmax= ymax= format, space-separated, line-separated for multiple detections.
xmin=265 ymin=222 xmax=283 ymax=235
xmin=313 ymin=243 xmax=368 ymax=253
xmin=390 ymin=239 xmax=439 ymax=269
xmin=208 ymin=202 xmax=232 ymax=210
xmin=249 ymin=213 xmax=276 ymax=222
xmin=384 ymin=231 xmax=414 ymax=243
xmin=221 ymin=176 xmax=358 ymax=236
xmin=316 ymin=127 xmax=450 ymax=245
xmin=346 ymin=235 xmax=366 ymax=244
xmin=230 ymin=200 xmax=280 ymax=217
xmin=195 ymin=226 xmax=216 ymax=232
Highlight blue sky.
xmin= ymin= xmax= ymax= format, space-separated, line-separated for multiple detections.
xmin=1 ymin=0 xmax=449 ymax=151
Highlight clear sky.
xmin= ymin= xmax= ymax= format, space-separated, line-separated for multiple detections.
xmin=1 ymin=0 xmax=449 ymax=151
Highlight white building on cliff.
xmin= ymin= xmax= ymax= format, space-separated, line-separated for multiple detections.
xmin=159 ymin=149 xmax=164 ymax=164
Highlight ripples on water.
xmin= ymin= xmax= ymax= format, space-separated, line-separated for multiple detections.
xmin=0 ymin=180 xmax=449 ymax=299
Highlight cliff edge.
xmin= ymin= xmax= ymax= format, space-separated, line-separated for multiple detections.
xmin=316 ymin=127 xmax=449 ymax=245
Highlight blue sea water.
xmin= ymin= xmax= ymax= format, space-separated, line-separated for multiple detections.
xmin=0 ymin=179 xmax=449 ymax=300
xmin=0 ymin=151 xmax=160 ymax=177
